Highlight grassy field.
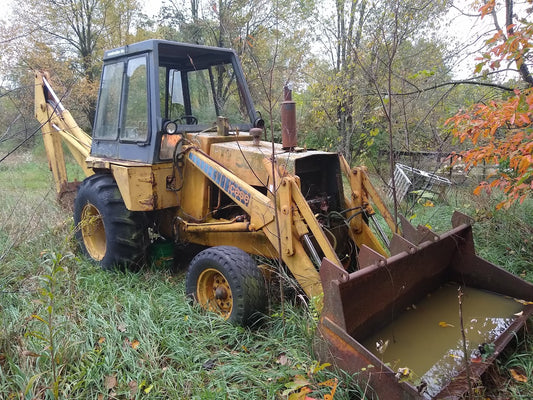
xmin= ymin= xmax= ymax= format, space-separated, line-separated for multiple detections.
xmin=0 ymin=143 xmax=532 ymax=399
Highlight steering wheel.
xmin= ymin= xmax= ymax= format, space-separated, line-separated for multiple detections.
xmin=180 ymin=115 xmax=198 ymax=125
xmin=172 ymin=115 xmax=198 ymax=125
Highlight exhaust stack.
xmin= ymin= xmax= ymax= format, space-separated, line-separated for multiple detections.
xmin=281 ymin=83 xmax=297 ymax=150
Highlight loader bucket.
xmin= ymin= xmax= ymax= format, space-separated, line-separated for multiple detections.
xmin=316 ymin=211 xmax=533 ymax=399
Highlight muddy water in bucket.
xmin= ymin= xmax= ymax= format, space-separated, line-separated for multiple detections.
xmin=362 ymin=284 xmax=523 ymax=397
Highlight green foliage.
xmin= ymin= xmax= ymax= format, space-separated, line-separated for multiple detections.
xmin=406 ymin=184 xmax=533 ymax=279
xmin=301 ymin=21 xmax=457 ymax=167
xmin=500 ymin=333 xmax=533 ymax=397
xmin=0 ymin=146 xmax=531 ymax=398
xmin=0 ymin=150 xmax=369 ymax=399
xmin=25 ymin=251 xmax=74 ymax=399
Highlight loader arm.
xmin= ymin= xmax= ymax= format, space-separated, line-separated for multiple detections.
xmin=34 ymin=71 xmax=93 ymax=197
xmin=185 ymin=146 xmax=341 ymax=298
xmin=340 ymin=155 xmax=398 ymax=256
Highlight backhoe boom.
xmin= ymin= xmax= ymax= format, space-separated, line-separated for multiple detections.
xmin=34 ymin=71 xmax=93 ymax=198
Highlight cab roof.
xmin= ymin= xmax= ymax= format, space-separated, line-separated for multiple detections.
xmin=103 ymin=39 xmax=238 ymax=71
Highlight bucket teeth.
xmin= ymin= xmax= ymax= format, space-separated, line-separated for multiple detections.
xmin=357 ymin=245 xmax=387 ymax=269
xmin=399 ymin=214 xmax=439 ymax=245
xmin=389 ymin=234 xmax=417 ymax=256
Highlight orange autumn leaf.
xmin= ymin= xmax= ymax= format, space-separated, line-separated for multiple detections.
xmin=288 ymin=386 xmax=312 ymax=400
xmin=510 ymin=368 xmax=528 ymax=383
xmin=131 ymin=339 xmax=140 ymax=349
xmin=446 ymin=23 xmax=533 ymax=210
xmin=439 ymin=321 xmax=455 ymax=328
xmin=321 ymin=377 xmax=338 ymax=400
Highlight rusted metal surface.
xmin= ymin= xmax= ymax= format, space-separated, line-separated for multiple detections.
xmin=399 ymin=214 xmax=440 ymax=245
xmin=389 ymin=233 xmax=417 ymax=257
xmin=281 ymin=85 xmax=297 ymax=149
xmin=317 ymin=212 xmax=533 ymax=399
xmin=316 ymin=317 xmax=425 ymax=399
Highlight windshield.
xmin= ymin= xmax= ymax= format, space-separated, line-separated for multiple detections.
xmin=160 ymin=62 xmax=252 ymax=131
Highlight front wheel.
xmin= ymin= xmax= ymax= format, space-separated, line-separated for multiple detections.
xmin=74 ymin=174 xmax=148 ymax=270
xmin=186 ymin=246 xmax=267 ymax=326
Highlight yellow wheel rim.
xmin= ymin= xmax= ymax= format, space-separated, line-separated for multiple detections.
xmin=196 ymin=268 xmax=233 ymax=318
xmin=80 ymin=203 xmax=106 ymax=261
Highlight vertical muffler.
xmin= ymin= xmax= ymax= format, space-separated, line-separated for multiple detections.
xmin=281 ymin=83 xmax=297 ymax=150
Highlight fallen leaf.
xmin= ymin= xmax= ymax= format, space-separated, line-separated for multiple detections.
xmin=395 ymin=367 xmax=413 ymax=382
xmin=117 ymin=322 xmax=127 ymax=332
xmin=129 ymin=380 xmax=138 ymax=398
xmin=319 ymin=378 xmax=337 ymax=387
xmin=21 ymin=350 xmax=41 ymax=357
xmin=310 ymin=361 xmax=331 ymax=374
xmin=283 ymin=375 xmax=311 ymax=396
xmin=510 ymin=368 xmax=528 ymax=383
xmin=439 ymin=321 xmax=455 ymax=328
xmin=514 ymin=298 xmax=533 ymax=305
xmin=131 ymin=339 xmax=140 ymax=349
xmin=105 ymin=374 xmax=117 ymax=390
xmin=144 ymin=383 xmax=154 ymax=394
xmin=321 ymin=378 xmax=338 ymax=400
xmin=98 ymin=337 xmax=106 ymax=344
xmin=277 ymin=353 xmax=289 ymax=366
xmin=287 ymin=386 xmax=312 ymax=400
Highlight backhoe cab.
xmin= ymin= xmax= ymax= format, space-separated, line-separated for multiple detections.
xmin=91 ymin=40 xmax=262 ymax=163
xmin=34 ymin=39 xmax=533 ymax=399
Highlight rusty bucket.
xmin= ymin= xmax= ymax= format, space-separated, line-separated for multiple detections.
xmin=316 ymin=212 xmax=533 ymax=399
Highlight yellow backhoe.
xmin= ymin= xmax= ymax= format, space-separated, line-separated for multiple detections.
xmin=34 ymin=40 xmax=532 ymax=399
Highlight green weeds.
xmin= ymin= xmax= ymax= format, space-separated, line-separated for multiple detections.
xmin=25 ymin=251 xmax=73 ymax=398
xmin=0 ymin=148 xmax=531 ymax=399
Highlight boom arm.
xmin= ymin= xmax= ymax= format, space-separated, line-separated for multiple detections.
xmin=34 ymin=71 xmax=93 ymax=197
xmin=340 ymin=155 xmax=398 ymax=255
xmin=185 ymin=146 xmax=341 ymax=298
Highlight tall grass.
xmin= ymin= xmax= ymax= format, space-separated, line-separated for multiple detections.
xmin=406 ymin=183 xmax=533 ymax=279
xmin=0 ymin=147 xmax=359 ymax=399
xmin=0 ymin=145 xmax=531 ymax=399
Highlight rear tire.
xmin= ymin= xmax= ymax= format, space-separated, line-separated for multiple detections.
xmin=74 ymin=174 xmax=148 ymax=270
xmin=186 ymin=246 xmax=266 ymax=326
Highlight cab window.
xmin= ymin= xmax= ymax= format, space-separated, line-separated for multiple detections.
xmin=120 ymin=56 xmax=149 ymax=142
xmin=94 ymin=62 xmax=123 ymax=140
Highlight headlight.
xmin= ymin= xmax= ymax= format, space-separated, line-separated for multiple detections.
xmin=163 ymin=120 xmax=178 ymax=135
